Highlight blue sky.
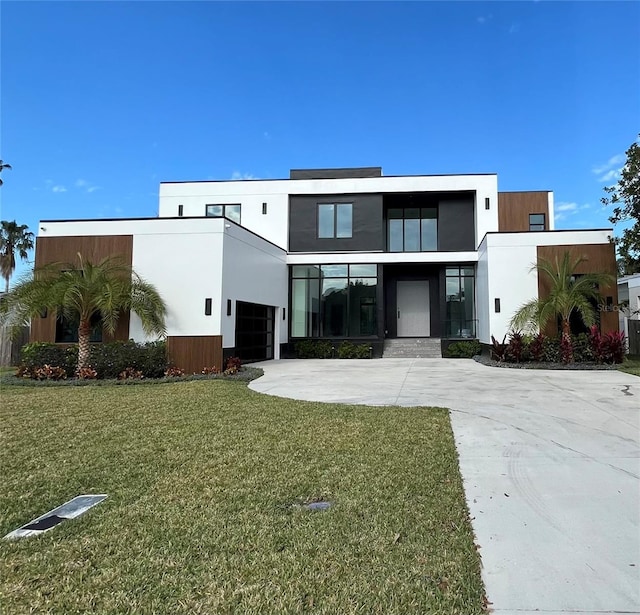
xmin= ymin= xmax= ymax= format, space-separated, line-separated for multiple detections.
xmin=1 ymin=1 xmax=638 ymax=281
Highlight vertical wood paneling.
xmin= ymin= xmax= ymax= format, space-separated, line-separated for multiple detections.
xmin=167 ymin=336 xmax=223 ymax=374
xmin=30 ymin=235 xmax=133 ymax=343
xmin=498 ymin=192 xmax=549 ymax=232
xmin=537 ymin=244 xmax=618 ymax=335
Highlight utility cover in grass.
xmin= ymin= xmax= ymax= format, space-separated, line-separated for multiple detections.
xmin=4 ymin=494 xmax=108 ymax=540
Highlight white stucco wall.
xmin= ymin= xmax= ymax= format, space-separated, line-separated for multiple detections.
xmin=37 ymin=218 xmax=287 ymax=349
xmin=220 ymin=223 xmax=288 ymax=355
xmin=478 ymin=229 xmax=614 ymax=343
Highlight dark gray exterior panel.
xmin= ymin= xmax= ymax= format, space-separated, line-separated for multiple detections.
xmin=289 ymin=194 xmax=384 ymax=252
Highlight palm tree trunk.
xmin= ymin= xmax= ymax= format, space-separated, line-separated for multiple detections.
xmin=561 ymin=317 xmax=573 ymax=363
xmin=77 ymin=320 xmax=91 ymax=371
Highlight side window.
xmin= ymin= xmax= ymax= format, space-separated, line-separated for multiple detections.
xmin=317 ymin=203 xmax=352 ymax=238
xmin=206 ymin=204 xmax=241 ymax=224
xmin=529 ymin=213 xmax=545 ymax=231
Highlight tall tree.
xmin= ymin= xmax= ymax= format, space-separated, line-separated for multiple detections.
xmin=0 ymin=220 xmax=35 ymax=293
xmin=510 ymin=252 xmax=615 ymax=362
xmin=0 ymin=160 xmax=12 ymax=186
xmin=1 ymin=254 xmax=167 ymax=371
xmin=602 ymin=134 xmax=640 ymax=273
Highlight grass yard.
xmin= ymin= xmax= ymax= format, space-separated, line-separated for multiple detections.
xmin=618 ymin=355 xmax=640 ymax=377
xmin=0 ymin=380 xmax=485 ymax=614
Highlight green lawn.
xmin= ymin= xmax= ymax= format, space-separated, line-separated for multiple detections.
xmin=618 ymin=355 xmax=640 ymax=377
xmin=0 ymin=380 xmax=485 ymax=614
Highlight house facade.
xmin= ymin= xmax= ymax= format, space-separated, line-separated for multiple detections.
xmin=31 ymin=167 xmax=618 ymax=370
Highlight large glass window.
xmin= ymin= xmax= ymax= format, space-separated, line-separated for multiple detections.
xmin=318 ymin=203 xmax=353 ymax=238
xmin=387 ymin=207 xmax=438 ymax=251
xmin=445 ymin=266 xmax=475 ymax=338
xmin=206 ymin=203 xmax=241 ymax=224
xmin=291 ymin=264 xmax=377 ymax=337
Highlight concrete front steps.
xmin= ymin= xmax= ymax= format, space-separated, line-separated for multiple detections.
xmin=382 ymin=337 xmax=442 ymax=358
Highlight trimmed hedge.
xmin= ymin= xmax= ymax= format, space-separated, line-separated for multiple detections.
xmin=445 ymin=340 xmax=481 ymax=358
xmin=19 ymin=340 xmax=168 ymax=379
xmin=294 ymin=340 xmax=372 ymax=359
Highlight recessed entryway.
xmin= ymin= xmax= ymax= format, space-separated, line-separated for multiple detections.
xmin=396 ymin=280 xmax=430 ymax=337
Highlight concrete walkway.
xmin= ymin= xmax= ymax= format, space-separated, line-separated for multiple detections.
xmin=249 ymin=359 xmax=640 ymax=615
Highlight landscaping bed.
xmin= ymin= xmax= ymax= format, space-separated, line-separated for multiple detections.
xmin=0 ymin=380 xmax=486 ymax=614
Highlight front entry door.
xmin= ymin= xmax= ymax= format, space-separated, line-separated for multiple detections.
xmin=397 ymin=280 xmax=430 ymax=337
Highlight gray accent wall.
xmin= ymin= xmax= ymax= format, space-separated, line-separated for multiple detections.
xmin=289 ymin=194 xmax=384 ymax=252
xmin=437 ymin=198 xmax=476 ymax=251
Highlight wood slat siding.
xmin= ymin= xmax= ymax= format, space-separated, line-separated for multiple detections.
xmin=498 ymin=191 xmax=549 ymax=232
xmin=167 ymin=336 xmax=223 ymax=374
xmin=537 ymin=244 xmax=618 ymax=335
xmin=30 ymin=235 xmax=134 ymax=343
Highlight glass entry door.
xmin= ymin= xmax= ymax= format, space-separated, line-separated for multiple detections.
xmin=396 ymin=280 xmax=430 ymax=337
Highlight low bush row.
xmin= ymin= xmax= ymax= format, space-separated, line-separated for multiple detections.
xmin=17 ymin=341 xmax=244 ymax=380
xmin=491 ymin=327 xmax=626 ymax=365
xmin=294 ymin=340 xmax=372 ymax=359
xmin=444 ymin=340 xmax=481 ymax=358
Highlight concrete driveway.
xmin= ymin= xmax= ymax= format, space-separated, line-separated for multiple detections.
xmin=249 ymin=359 xmax=640 ymax=615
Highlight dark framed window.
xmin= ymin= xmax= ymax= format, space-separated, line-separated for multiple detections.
xmin=318 ymin=203 xmax=353 ymax=238
xmin=55 ymin=313 xmax=103 ymax=343
xmin=387 ymin=207 xmax=438 ymax=252
xmin=206 ymin=203 xmax=241 ymax=224
xmin=291 ymin=264 xmax=377 ymax=338
xmin=444 ymin=266 xmax=476 ymax=338
xmin=529 ymin=213 xmax=545 ymax=231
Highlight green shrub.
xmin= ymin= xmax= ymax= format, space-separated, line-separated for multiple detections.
xmin=20 ymin=340 xmax=168 ymax=379
xmin=89 ymin=340 xmax=168 ymax=379
xmin=20 ymin=343 xmax=77 ymax=374
xmin=337 ymin=342 xmax=371 ymax=359
xmin=294 ymin=340 xmax=333 ymax=359
xmin=445 ymin=340 xmax=481 ymax=358
xmin=541 ymin=337 xmax=561 ymax=363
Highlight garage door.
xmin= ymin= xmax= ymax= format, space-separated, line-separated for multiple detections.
xmin=235 ymin=301 xmax=275 ymax=362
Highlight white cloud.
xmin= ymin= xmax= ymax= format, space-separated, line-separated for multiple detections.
xmin=75 ymin=178 xmax=100 ymax=193
xmin=508 ymin=22 xmax=520 ymax=34
xmin=477 ymin=15 xmax=492 ymax=24
xmin=592 ymin=153 xmax=625 ymax=182
xmin=52 ymin=185 xmax=67 ymax=193
xmin=554 ymin=202 xmax=590 ymax=223
xmin=555 ymin=202 xmax=579 ymax=213
xmin=231 ymin=171 xmax=257 ymax=180
xmin=263 ymin=131 xmax=271 ymax=140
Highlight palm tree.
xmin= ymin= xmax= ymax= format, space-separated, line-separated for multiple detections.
xmin=0 ymin=220 xmax=35 ymax=293
xmin=0 ymin=160 xmax=12 ymax=186
xmin=510 ymin=252 xmax=616 ymax=360
xmin=1 ymin=253 xmax=167 ymax=371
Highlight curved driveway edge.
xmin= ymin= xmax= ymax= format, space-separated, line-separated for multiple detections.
xmin=249 ymin=358 xmax=640 ymax=614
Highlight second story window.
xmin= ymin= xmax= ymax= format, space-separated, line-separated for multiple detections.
xmin=388 ymin=207 xmax=437 ymax=252
xmin=529 ymin=213 xmax=545 ymax=231
xmin=206 ymin=204 xmax=241 ymax=225
xmin=318 ymin=203 xmax=353 ymax=238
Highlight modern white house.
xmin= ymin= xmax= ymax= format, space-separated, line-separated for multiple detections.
xmin=31 ymin=167 xmax=619 ymax=370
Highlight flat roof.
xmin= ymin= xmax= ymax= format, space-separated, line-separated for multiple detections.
xmin=159 ymin=172 xmax=498 ymax=184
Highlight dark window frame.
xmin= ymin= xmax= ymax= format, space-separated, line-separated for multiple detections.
xmin=205 ymin=203 xmax=242 ymax=224
xmin=387 ymin=207 xmax=438 ymax=252
xmin=290 ymin=263 xmax=377 ymax=339
xmin=317 ymin=203 xmax=353 ymax=239
xmin=529 ymin=213 xmax=546 ymax=232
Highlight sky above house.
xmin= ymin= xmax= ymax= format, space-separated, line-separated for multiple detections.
xmin=1 ymin=1 xmax=639 ymax=282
